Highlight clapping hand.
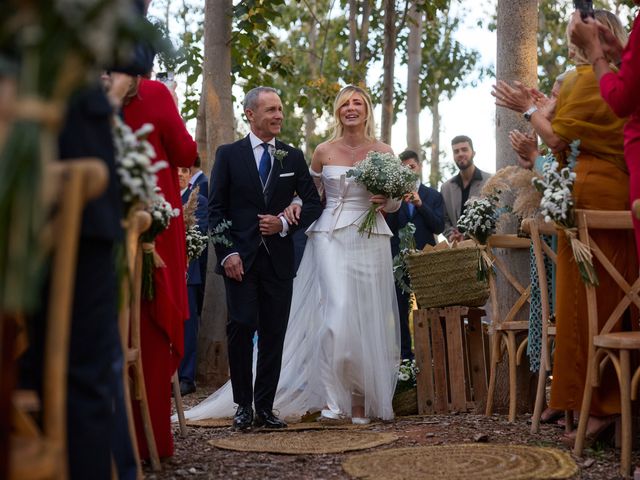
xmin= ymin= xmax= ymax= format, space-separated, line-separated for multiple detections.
xmin=492 ymin=80 xmax=533 ymax=113
xmin=509 ymin=130 xmax=539 ymax=170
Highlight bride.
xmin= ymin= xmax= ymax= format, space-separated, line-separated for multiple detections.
xmin=183 ymin=85 xmax=400 ymax=423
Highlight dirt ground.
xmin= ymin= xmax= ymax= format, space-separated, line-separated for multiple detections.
xmin=146 ymin=387 xmax=639 ymax=480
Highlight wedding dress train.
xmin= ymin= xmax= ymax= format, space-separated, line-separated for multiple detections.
xmin=182 ymin=165 xmax=400 ymax=422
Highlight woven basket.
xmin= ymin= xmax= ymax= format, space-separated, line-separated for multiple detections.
xmin=406 ymin=243 xmax=489 ymax=309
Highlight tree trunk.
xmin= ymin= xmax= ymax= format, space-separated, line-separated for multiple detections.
xmin=380 ymin=0 xmax=396 ymax=144
xmin=490 ymin=0 xmax=539 ymax=415
xmin=196 ymin=0 xmax=236 ymax=388
xmin=347 ymin=0 xmax=371 ymax=83
xmin=304 ymin=18 xmax=319 ymax=161
xmin=406 ymin=1 xmax=423 ymax=164
xmin=429 ymin=98 xmax=440 ymax=188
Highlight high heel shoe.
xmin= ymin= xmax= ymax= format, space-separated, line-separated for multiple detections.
xmin=560 ymin=415 xmax=617 ymax=449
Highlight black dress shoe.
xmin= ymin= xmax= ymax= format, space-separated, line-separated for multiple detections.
xmin=254 ymin=410 xmax=287 ymax=429
xmin=233 ymin=405 xmax=253 ymax=431
xmin=179 ymin=381 xmax=196 ymax=396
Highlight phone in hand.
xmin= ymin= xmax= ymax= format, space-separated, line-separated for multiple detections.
xmin=156 ymin=71 xmax=176 ymax=90
xmin=574 ymin=0 xmax=594 ymax=20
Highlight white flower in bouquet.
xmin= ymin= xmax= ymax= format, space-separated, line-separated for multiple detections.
xmin=113 ymin=117 xmax=167 ymax=215
xmin=186 ymin=225 xmax=208 ymax=262
xmin=346 ymin=151 xmax=418 ymax=237
xmin=532 ymin=140 xmax=597 ymax=285
xmin=456 ymin=196 xmax=498 ymax=245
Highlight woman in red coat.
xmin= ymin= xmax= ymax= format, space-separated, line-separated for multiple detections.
xmin=124 ymin=78 xmax=197 ymax=458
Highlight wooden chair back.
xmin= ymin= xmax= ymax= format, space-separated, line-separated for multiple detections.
xmin=10 ymin=159 xmax=108 ymax=480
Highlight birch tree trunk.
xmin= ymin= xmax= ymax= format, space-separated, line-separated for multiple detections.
xmin=196 ymin=0 xmax=236 ymax=388
xmin=429 ymin=98 xmax=440 ymax=188
xmin=406 ymin=1 xmax=423 ymax=165
xmin=380 ymin=0 xmax=396 ymax=144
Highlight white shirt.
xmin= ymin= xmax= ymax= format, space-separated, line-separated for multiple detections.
xmin=189 ymin=169 xmax=204 ymax=189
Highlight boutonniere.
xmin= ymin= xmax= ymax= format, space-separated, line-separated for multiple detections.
xmin=273 ymin=149 xmax=288 ymax=168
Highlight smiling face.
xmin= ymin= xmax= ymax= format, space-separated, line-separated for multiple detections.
xmin=452 ymin=141 xmax=475 ymax=171
xmin=246 ymin=91 xmax=283 ymax=142
xmin=338 ymin=91 xmax=368 ymax=130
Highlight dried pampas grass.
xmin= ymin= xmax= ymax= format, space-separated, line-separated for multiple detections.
xmin=183 ymin=185 xmax=201 ymax=229
xmin=481 ymin=165 xmax=542 ymax=221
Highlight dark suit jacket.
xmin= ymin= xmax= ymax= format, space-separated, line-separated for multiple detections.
xmin=387 ymin=184 xmax=445 ymax=257
xmin=182 ymin=189 xmax=208 ymax=286
xmin=190 ymin=171 xmax=209 ymax=199
xmin=209 ymin=136 xmax=322 ymax=280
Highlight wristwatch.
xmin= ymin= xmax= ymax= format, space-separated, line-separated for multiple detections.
xmin=523 ymin=106 xmax=538 ymax=121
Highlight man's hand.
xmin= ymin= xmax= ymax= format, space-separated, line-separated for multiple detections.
xmin=224 ymin=255 xmax=244 ymax=282
xmin=448 ymin=229 xmax=465 ymax=243
xmin=282 ymin=203 xmax=301 ymax=225
xmin=258 ymin=214 xmax=284 ymax=235
xmin=403 ymin=191 xmax=422 ymax=208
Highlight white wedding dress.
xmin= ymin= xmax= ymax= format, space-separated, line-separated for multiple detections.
xmin=181 ymin=165 xmax=400 ymax=421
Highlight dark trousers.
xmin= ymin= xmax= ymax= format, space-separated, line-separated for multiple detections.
xmin=223 ymin=246 xmax=293 ymax=411
xmin=179 ymin=284 xmax=200 ymax=384
xmin=395 ymin=283 xmax=414 ymax=360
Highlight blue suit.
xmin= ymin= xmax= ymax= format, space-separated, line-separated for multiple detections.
xmin=178 ymin=189 xmax=208 ymax=386
xmin=189 ymin=171 xmax=209 ymax=313
xmin=386 ymin=184 xmax=445 ymax=359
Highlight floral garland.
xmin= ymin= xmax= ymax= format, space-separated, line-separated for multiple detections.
xmin=532 ymin=140 xmax=597 ymax=285
xmin=346 ymin=151 xmax=418 ymax=237
xmin=186 ymin=225 xmax=207 ymax=262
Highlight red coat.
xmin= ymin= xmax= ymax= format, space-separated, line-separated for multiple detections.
xmin=124 ymin=78 xmax=197 ymax=458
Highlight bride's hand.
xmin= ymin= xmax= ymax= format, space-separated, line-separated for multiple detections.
xmin=282 ymin=203 xmax=301 ymax=225
xmin=370 ymin=194 xmax=387 ymax=211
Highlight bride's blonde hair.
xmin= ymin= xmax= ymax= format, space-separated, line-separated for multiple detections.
xmin=328 ymin=85 xmax=376 ymax=142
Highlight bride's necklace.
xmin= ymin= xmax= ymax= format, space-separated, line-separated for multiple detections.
xmin=341 ymin=139 xmax=370 ymax=162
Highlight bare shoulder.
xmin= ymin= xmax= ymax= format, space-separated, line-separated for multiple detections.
xmin=372 ymin=141 xmax=394 ymax=155
xmin=311 ymin=141 xmax=331 ymax=171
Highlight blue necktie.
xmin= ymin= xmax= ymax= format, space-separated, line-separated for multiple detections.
xmin=407 ymin=201 xmax=415 ymax=218
xmin=259 ymin=143 xmax=271 ymax=186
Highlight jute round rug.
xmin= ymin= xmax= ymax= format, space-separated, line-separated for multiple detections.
xmin=342 ymin=444 xmax=578 ymax=480
xmin=187 ymin=418 xmax=379 ymax=430
xmin=209 ymin=430 xmax=398 ymax=454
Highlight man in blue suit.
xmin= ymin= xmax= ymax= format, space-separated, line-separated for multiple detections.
xmin=188 ymin=156 xmax=209 ymax=316
xmin=209 ymin=86 xmax=322 ymax=430
xmin=178 ymin=167 xmax=207 ymax=395
xmin=386 ymin=150 xmax=445 ymax=360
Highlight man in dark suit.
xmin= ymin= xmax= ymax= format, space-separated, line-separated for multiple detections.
xmin=386 ymin=150 xmax=445 ymax=360
xmin=178 ymin=167 xmax=207 ymax=395
xmin=209 ymin=86 xmax=321 ymax=430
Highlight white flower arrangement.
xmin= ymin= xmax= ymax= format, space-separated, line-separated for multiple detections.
xmin=393 ymin=222 xmax=416 ymax=293
xmin=456 ymin=195 xmax=499 ymax=245
xmin=396 ymin=359 xmax=419 ymax=393
xmin=346 ymin=151 xmax=418 ymax=237
xmin=186 ymin=225 xmax=208 ymax=261
xmin=113 ymin=116 xmax=167 ymax=215
xmin=532 ymin=140 xmax=597 ymax=285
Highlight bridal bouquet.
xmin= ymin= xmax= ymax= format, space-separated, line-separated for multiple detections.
xmin=346 ymin=151 xmax=418 ymax=237
xmin=141 ymin=191 xmax=180 ymax=299
xmin=113 ymin=117 xmax=166 ymax=216
xmin=532 ymin=140 xmax=597 ymax=285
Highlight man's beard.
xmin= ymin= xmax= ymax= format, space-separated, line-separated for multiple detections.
xmin=457 ymin=159 xmax=474 ymax=171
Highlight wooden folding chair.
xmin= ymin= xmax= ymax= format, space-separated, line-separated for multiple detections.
xmin=572 ymin=209 xmax=640 ymax=478
xmin=118 ymin=208 xmax=162 ymax=473
xmin=484 ymin=234 xmax=531 ymax=422
xmin=520 ymin=218 xmax=574 ymax=434
xmin=9 ymin=159 xmax=108 ymax=480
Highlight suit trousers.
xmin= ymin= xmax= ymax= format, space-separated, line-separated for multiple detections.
xmin=223 ymin=245 xmax=293 ymax=411
xmin=179 ymin=284 xmax=200 ymax=384
xmin=395 ymin=283 xmax=414 ymax=360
